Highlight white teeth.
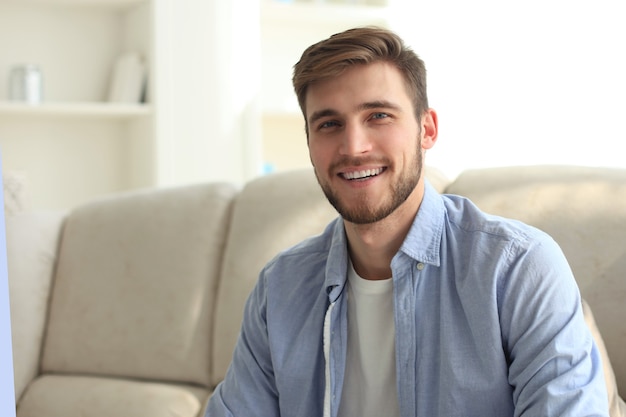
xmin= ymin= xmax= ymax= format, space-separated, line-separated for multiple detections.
xmin=343 ymin=168 xmax=383 ymax=180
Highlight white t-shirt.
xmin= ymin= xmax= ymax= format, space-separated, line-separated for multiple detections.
xmin=337 ymin=262 xmax=399 ymax=417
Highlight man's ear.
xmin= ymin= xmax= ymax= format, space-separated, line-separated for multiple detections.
xmin=421 ymin=108 xmax=438 ymax=150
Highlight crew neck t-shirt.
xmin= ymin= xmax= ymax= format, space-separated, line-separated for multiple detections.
xmin=337 ymin=262 xmax=399 ymax=417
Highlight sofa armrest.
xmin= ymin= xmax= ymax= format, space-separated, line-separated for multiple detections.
xmin=583 ymin=299 xmax=626 ymax=417
xmin=6 ymin=211 xmax=65 ymax=402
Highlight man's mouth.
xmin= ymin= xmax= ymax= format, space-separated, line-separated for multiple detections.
xmin=340 ymin=167 xmax=385 ymax=180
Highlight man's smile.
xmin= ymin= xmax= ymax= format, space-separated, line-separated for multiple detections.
xmin=340 ymin=167 xmax=386 ymax=181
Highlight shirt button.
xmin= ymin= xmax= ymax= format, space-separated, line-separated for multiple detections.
xmin=416 ymin=262 xmax=425 ymax=270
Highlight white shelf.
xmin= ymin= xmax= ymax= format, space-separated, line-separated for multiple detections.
xmin=0 ymin=101 xmax=151 ymax=119
xmin=0 ymin=0 xmax=146 ymax=11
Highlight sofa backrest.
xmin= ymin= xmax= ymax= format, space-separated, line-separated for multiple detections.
xmin=211 ymin=168 xmax=336 ymax=386
xmin=211 ymin=166 xmax=451 ymax=387
xmin=40 ymin=183 xmax=238 ymax=388
xmin=445 ymin=165 xmax=626 ymax=394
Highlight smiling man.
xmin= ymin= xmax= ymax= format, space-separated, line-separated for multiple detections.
xmin=205 ymin=27 xmax=609 ymax=417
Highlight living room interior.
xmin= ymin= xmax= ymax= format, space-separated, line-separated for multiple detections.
xmin=0 ymin=0 xmax=624 ymax=212
xmin=1 ymin=0 xmax=625 ymax=416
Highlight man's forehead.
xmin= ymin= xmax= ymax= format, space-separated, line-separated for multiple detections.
xmin=306 ymin=74 xmax=410 ymax=120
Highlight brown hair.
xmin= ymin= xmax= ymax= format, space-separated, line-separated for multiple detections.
xmin=292 ymin=26 xmax=429 ymax=126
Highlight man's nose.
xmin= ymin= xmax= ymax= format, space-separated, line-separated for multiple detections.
xmin=339 ymin=123 xmax=372 ymax=156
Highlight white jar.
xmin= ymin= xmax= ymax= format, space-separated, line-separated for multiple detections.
xmin=8 ymin=64 xmax=43 ymax=104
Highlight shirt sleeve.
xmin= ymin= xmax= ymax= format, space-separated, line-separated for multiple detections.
xmin=204 ymin=270 xmax=279 ymax=417
xmin=499 ymin=233 xmax=609 ymax=416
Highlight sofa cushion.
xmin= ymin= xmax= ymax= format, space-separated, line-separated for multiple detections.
xmin=40 ymin=183 xmax=238 ymax=387
xmin=16 ymin=375 xmax=207 ymax=417
xmin=6 ymin=211 xmax=65 ymax=401
xmin=211 ymin=166 xmax=450 ymax=386
xmin=445 ymin=165 xmax=626 ymax=395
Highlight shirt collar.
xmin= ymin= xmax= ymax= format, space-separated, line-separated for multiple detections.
xmin=397 ymin=180 xmax=444 ymax=267
xmin=324 ymin=179 xmax=445 ymax=301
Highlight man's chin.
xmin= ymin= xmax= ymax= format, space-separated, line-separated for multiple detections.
xmin=336 ymin=203 xmax=392 ymax=225
xmin=318 ymin=181 xmax=395 ymax=224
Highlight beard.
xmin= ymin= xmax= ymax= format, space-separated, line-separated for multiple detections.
xmin=315 ymin=144 xmax=423 ymax=225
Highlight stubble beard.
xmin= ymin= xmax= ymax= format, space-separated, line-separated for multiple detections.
xmin=315 ymin=144 xmax=423 ymax=225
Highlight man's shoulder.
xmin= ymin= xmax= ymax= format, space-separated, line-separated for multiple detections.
xmin=440 ymin=193 xmax=553 ymax=247
xmin=439 ymin=193 xmax=573 ymax=295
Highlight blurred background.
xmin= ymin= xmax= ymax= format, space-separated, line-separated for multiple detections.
xmin=0 ymin=0 xmax=624 ymax=211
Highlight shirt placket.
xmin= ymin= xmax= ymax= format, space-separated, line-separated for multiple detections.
xmin=393 ymin=258 xmax=419 ymax=417
xmin=328 ymin=288 xmax=348 ymax=417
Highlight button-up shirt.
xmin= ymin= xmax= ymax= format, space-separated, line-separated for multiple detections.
xmin=205 ymin=181 xmax=609 ymax=417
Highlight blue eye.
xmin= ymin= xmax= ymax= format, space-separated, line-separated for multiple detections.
xmin=320 ymin=120 xmax=339 ymax=129
xmin=372 ymin=112 xmax=389 ymax=119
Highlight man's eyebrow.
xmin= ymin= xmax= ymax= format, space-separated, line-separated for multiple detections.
xmin=357 ymin=100 xmax=402 ymax=112
xmin=308 ymin=109 xmax=339 ymax=126
xmin=308 ymin=101 xmax=402 ymax=126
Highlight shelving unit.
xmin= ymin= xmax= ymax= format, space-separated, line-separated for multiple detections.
xmin=0 ymin=0 xmax=154 ymax=210
xmin=0 ymin=102 xmax=151 ymax=119
xmin=259 ymin=0 xmax=392 ymax=173
xmin=1 ymin=0 xmax=267 ymax=211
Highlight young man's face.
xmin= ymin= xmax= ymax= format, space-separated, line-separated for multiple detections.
xmin=305 ymin=61 xmax=437 ymax=225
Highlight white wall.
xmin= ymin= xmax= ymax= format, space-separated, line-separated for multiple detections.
xmin=391 ymin=0 xmax=626 ymax=179
xmin=152 ymin=0 xmax=262 ymax=187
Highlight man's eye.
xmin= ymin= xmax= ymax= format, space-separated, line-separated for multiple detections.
xmin=371 ymin=112 xmax=389 ymax=120
xmin=319 ymin=120 xmax=339 ymax=129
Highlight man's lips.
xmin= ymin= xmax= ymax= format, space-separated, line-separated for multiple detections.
xmin=340 ymin=167 xmax=386 ymax=180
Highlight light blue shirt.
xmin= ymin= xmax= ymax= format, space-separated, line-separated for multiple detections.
xmin=206 ymin=181 xmax=609 ymax=417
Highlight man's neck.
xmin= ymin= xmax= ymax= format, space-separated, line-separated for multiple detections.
xmin=345 ymin=183 xmax=425 ymax=280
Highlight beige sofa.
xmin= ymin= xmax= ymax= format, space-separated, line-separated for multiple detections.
xmin=6 ymin=165 xmax=626 ymax=417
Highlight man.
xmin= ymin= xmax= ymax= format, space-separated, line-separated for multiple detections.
xmin=205 ymin=27 xmax=608 ymax=416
